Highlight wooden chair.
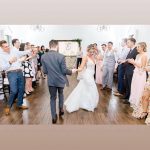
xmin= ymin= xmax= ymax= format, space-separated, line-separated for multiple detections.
xmin=0 ymin=71 xmax=10 ymax=102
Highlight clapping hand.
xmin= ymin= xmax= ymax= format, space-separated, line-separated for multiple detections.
xmin=143 ymin=66 xmax=150 ymax=72
xmin=18 ymin=56 xmax=27 ymax=62
xmin=127 ymin=58 xmax=135 ymax=64
xmin=9 ymin=56 xmax=17 ymax=64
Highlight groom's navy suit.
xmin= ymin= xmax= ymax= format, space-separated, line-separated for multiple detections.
xmin=41 ymin=50 xmax=72 ymax=119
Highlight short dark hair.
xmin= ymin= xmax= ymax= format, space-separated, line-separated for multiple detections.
xmin=108 ymin=41 xmax=113 ymax=45
xmin=93 ymin=43 xmax=97 ymax=46
xmin=12 ymin=39 xmax=19 ymax=46
xmin=101 ymin=44 xmax=107 ymax=47
xmin=49 ymin=40 xmax=58 ymax=48
xmin=25 ymin=42 xmax=30 ymax=46
xmin=122 ymin=38 xmax=127 ymax=44
xmin=0 ymin=40 xmax=7 ymax=47
xmin=127 ymin=38 xmax=136 ymax=44
xmin=41 ymin=45 xmax=45 ymax=50
xmin=45 ymin=48 xmax=49 ymax=52
xmin=19 ymin=43 xmax=25 ymax=51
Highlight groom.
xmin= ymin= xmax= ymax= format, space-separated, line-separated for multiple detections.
xmin=41 ymin=40 xmax=77 ymax=124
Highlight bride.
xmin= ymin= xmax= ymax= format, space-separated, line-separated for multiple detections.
xmin=64 ymin=44 xmax=100 ymax=113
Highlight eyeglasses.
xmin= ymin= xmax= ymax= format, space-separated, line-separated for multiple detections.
xmin=3 ymin=45 xmax=10 ymax=48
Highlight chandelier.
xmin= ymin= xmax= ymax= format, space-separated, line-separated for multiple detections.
xmin=97 ymin=25 xmax=110 ymax=32
xmin=30 ymin=25 xmax=45 ymax=32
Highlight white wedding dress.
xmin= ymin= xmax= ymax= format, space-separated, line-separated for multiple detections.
xmin=64 ymin=57 xmax=99 ymax=113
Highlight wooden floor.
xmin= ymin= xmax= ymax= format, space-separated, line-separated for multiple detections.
xmin=0 ymin=74 xmax=145 ymax=125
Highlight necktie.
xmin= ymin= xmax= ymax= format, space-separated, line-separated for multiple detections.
xmin=129 ymin=49 xmax=132 ymax=54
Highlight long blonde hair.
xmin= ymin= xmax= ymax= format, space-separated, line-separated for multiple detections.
xmin=138 ymin=42 xmax=147 ymax=52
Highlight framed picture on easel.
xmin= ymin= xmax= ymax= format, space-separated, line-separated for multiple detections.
xmin=57 ymin=40 xmax=81 ymax=56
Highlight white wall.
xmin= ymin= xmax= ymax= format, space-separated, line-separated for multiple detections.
xmin=0 ymin=25 xmax=150 ymax=56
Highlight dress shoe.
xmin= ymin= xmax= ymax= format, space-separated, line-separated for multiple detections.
xmin=17 ymin=105 xmax=29 ymax=110
xmin=123 ymin=100 xmax=130 ymax=104
xmin=52 ymin=114 xmax=58 ymax=124
xmin=121 ymin=96 xmax=129 ymax=99
xmin=5 ymin=107 xmax=10 ymax=115
xmin=59 ymin=111 xmax=64 ymax=116
xmin=59 ymin=108 xmax=64 ymax=116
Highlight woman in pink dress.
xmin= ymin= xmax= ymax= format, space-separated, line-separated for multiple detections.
xmin=131 ymin=66 xmax=150 ymax=124
xmin=93 ymin=43 xmax=103 ymax=85
xmin=96 ymin=57 xmax=103 ymax=85
xmin=128 ymin=42 xmax=148 ymax=118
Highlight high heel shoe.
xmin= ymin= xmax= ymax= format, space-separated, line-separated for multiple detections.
xmin=25 ymin=91 xmax=31 ymax=96
xmin=29 ymin=88 xmax=34 ymax=92
xmin=138 ymin=112 xmax=148 ymax=119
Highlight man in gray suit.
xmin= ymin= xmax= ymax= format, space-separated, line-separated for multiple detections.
xmin=41 ymin=40 xmax=77 ymax=124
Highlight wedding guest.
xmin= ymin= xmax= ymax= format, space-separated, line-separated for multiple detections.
xmin=101 ymin=42 xmax=116 ymax=90
xmin=129 ymin=66 xmax=150 ymax=124
xmin=31 ymin=45 xmax=34 ymax=49
xmin=37 ymin=46 xmax=45 ymax=79
xmin=101 ymin=44 xmax=107 ymax=54
xmin=95 ymin=45 xmax=103 ymax=85
xmin=129 ymin=42 xmax=148 ymax=109
xmin=95 ymin=44 xmax=107 ymax=85
xmin=21 ymin=42 xmax=34 ymax=95
xmin=113 ymin=38 xmax=129 ymax=96
xmin=76 ymin=47 xmax=83 ymax=69
xmin=128 ymin=43 xmax=148 ymax=117
xmin=45 ymin=48 xmax=49 ymax=52
xmin=0 ymin=40 xmax=30 ymax=115
xmin=0 ymin=59 xmax=4 ymax=100
xmin=30 ymin=47 xmax=38 ymax=87
xmin=41 ymin=45 xmax=45 ymax=52
xmin=93 ymin=43 xmax=98 ymax=79
xmin=142 ymin=66 xmax=150 ymax=124
xmin=122 ymin=38 xmax=138 ymax=104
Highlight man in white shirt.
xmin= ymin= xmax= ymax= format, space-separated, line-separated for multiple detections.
xmin=101 ymin=44 xmax=107 ymax=55
xmin=0 ymin=39 xmax=31 ymax=115
xmin=114 ymin=38 xmax=130 ymax=96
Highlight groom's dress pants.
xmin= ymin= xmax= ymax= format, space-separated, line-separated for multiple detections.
xmin=49 ymin=86 xmax=64 ymax=119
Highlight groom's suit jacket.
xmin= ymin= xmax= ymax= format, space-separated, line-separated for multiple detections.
xmin=41 ymin=50 xmax=72 ymax=88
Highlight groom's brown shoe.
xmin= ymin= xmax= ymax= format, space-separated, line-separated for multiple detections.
xmin=17 ymin=105 xmax=29 ymax=110
xmin=5 ymin=107 xmax=10 ymax=115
